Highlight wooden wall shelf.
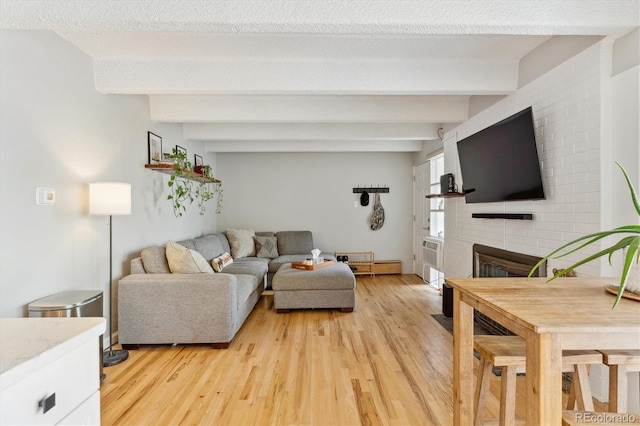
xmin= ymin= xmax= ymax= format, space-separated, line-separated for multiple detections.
xmin=145 ymin=164 xmax=221 ymax=184
xmin=426 ymin=192 xmax=464 ymax=199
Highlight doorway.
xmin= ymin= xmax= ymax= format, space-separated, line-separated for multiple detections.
xmin=413 ymin=154 xmax=445 ymax=285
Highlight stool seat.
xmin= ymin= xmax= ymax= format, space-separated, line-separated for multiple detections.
xmin=597 ymin=349 xmax=640 ymax=413
xmin=474 ymin=335 xmax=602 ymax=426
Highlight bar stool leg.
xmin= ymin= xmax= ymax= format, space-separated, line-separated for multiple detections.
xmin=571 ymin=364 xmax=594 ymax=411
xmin=499 ymin=366 xmax=517 ymax=426
xmin=474 ymin=357 xmax=493 ymax=426
xmin=609 ymin=364 xmax=628 ymax=412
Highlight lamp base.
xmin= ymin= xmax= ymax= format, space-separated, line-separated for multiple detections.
xmin=103 ymin=349 xmax=129 ymax=367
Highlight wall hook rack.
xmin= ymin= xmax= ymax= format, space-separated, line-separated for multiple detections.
xmin=352 ymin=186 xmax=389 ymax=194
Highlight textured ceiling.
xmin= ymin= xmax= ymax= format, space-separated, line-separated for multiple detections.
xmin=1 ymin=1 xmax=638 ymax=153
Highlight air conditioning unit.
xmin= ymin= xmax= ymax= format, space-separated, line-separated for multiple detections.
xmin=423 ymin=236 xmax=444 ymax=271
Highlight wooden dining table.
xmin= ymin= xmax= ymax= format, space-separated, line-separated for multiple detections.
xmin=446 ymin=276 xmax=640 ymax=425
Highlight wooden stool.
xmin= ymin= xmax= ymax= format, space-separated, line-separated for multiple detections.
xmin=597 ymin=350 xmax=640 ymax=413
xmin=474 ymin=335 xmax=602 ymax=426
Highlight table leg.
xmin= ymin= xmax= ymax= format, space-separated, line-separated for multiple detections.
xmin=453 ymin=290 xmax=475 ymax=425
xmin=525 ymin=332 xmax=562 ymax=425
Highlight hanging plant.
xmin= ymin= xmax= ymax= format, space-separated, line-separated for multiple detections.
xmin=167 ymin=149 xmax=222 ymax=217
xmin=167 ymin=147 xmax=193 ymax=217
xmin=194 ymin=165 xmax=223 ymax=215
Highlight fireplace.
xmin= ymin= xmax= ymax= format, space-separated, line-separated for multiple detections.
xmin=472 ymin=244 xmax=547 ymax=335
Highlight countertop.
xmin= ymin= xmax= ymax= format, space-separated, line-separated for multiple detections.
xmin=0 ymin=317 xmax=106 ymax=391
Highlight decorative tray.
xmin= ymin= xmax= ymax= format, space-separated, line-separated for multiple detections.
xmin=291 ymin=260 xmax=335 ymax=271
xmin=605 ymin=284 xmax=640 ymax=302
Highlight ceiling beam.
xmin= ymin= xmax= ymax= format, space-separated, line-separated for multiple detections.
xmin=96 ymin=58 xmax=517 ymax=95
xmin=2 ymin=1 xmax=637 ymax=36
xmin=150 ymin=95 xmax=469 ymax=123
xmin=204 ymin=140 xmax=424 ymax=153
xmin=184 ymin=122 xmax=439 ymax=141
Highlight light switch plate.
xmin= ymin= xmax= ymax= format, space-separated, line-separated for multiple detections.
xmin=36 ymin=187 xmax=56 ymax=205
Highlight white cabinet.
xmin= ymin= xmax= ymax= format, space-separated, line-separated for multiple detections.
xmin=0 ymin=318 xmax=106 ymax=425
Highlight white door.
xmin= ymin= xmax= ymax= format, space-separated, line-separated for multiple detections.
xmin=413 ymin=161 xmax=431 ymax=278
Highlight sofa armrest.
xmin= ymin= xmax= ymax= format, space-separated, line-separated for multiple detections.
xmin=118 ymin=273 xmax=238 ymax=345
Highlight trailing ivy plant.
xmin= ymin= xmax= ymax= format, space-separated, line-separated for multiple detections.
xmin=167 ymin=147 xmax=194 ymax=217
xmin=194 ymin=165 xmax=223 ymax=215
xmin=167 ymin=149 xmax=222 ymax=217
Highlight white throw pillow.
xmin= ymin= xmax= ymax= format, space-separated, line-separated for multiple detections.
xmin=165 ymin=241 xmax=214 ymax=274
xmin=226 ymin=229 xmax=256 ymax=258
xmin=211 ymin=252 xmax=233 ymax=272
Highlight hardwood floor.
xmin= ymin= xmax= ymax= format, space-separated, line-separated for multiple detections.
xmin=100 ymin=274 xmax=604 ymax=425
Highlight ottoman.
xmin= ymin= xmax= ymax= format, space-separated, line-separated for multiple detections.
xmin=272 ymin=262 xmax=356 ymax=312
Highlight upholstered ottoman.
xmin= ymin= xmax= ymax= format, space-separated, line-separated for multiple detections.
xmin=272 ymin=262 xmax=356 ymax=312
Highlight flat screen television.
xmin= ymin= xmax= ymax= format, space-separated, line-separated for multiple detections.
xmin=457 ymin=106 xmax=545 ymax=203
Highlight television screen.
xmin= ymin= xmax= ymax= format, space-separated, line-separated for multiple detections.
xmin=457 ymin=107 xmax=545 ymax=203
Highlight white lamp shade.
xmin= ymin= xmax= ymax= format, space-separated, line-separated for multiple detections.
xmin=89 ymin=182 xmax=132 ymax=215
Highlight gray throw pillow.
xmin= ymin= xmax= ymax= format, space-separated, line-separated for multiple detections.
xmin=254 ymin=236 xmax=279 ymax=259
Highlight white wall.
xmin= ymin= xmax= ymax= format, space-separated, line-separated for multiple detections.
xmin=0 ymin=30 xmax=218 ymax=340
xmin=443 ymin=41 xmax=609 ymax=279
xmin=216 ymin=152 xmax=414 ymax=271
xmin=443 ymin=37 xmax=639 ymax=407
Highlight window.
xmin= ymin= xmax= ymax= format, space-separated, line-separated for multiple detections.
xmin=428 ymin=153 xmax=445 ymax=290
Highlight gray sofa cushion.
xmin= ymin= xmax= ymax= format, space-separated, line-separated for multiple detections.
xmin=193 ymin=234 xmax=226 ymax=261
xmin=176 ymin=239 xmax=196 ymax=251
xmin=235 ymin=274 xmax=259 ymax=309
xmin=141 ymin=246 xmax=171 ymax=274
xmin=276 ymin=231 xmax=313 ymax=255
xmin=222 ymin=260 xmax=268 ymax=282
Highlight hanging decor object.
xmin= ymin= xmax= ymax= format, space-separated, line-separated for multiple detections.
xmin=370 ymin=193 xmax=385 ymax=231
xmin=360 ymin=191 xmax=370 ymax=206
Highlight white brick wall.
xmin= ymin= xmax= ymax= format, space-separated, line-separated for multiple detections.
xmin=443 ymin=42 xmax=606 ymax=280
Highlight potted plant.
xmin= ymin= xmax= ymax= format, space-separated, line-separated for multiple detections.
xmin=529 ymin=162 xmax=640 ymax=308
xmin=167 ymin=148 xmax=222 ymax=217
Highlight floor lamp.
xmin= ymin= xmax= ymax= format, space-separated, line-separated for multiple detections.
xmin=89 ymin=182 xmax=132 ymax=367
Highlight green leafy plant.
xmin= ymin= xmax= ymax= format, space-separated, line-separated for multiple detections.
xmin=194 ymin=165 xmax=223 ymax=215
xmin=166 ymin=148 xmax=222 ymax=217
xmin=167 ymin=147 xmax=194 ymax=217
xmin=528 ymin=162 xmax=640 ymax=308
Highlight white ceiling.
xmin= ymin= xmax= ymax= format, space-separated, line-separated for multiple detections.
xmin=1 ymin=1 xmax=638 ymax=153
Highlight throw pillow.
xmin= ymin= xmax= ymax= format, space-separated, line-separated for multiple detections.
xmin=226 ymin=229 xmax=256 ymax=258
xmin=141 ymin=246 xmax=171 ymax=274
xmin=254 ymin=236 xmax=279 ymax=259
xmin=165 ymin=241 xmax=214 ymax=274
xmin=211 ymin=252 xmax=233 ymax=272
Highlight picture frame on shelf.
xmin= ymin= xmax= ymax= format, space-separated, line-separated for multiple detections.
xmin=147 ymin=132 xmax=162 ymax=165
xmin=175 ymin=145 xmax=187 ymax=157
xmin=194 ymin=154 xmax=203 ymax=167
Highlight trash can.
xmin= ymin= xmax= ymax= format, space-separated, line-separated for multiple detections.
xmin=28 ymin=290 xmax=105 ymax=382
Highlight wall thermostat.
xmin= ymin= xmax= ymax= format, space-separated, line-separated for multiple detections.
xmin=36 ymin=187 xmax=56 ymax=205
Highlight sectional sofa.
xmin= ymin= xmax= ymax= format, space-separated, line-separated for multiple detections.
xmin=118 ymin=230 xmax=334 ymax=348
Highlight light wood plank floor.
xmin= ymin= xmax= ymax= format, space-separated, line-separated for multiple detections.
xmin=100 ymin=274 xmax=605 ymax=425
